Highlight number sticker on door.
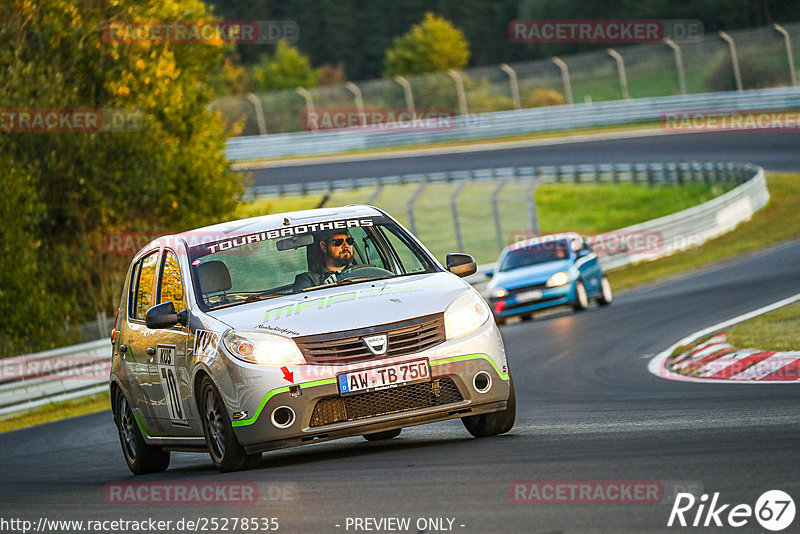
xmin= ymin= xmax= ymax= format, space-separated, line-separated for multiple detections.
xmin=156 ymin=344 xmax=188 ymax=426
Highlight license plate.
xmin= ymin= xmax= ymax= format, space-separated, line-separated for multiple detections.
xmin=337 ymin=358 xmax=430 ymax=396
xmin=516 ymin=289 xmax=543 ymax=303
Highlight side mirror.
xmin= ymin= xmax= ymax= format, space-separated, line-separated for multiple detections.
xmin=446 ymin=253 xmax=477 ymax=278
xmin=577 ymin=249 xmax=590 ymax=258
xmin=485 ymin=269 xmax=494 ymax=278
xmin=145 ymin=302 xmax=187 ymax=329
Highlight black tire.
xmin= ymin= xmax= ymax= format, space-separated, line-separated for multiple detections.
xmin=462 ymin=375 xmax=516 ymax=438
xmin=520 ymin=313 xmax=533 ymax=321
xmin=572 ymin=280 xmax=589 ymax=311
xmin=200 ymin=377 xmax=261 ymax=472
xmin=363 ymin=428 xmax=402 ymax=441
xmin=114 ymin=388 xmax=170 ymax=475
xmin=597 ymin=276 xmax=613 ymax=306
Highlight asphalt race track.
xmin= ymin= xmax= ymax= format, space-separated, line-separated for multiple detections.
xmin=1 ymin=133 xmax=799 ymax=533
xmin=248 ymin=131 xmax=800 ymax=185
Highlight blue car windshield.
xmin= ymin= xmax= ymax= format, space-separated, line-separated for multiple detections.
xmin=499 ymin=241 xmax=569 ymax=272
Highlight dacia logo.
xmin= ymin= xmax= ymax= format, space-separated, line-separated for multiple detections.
xmin=362 ymin=334 xmax=388 ymax=355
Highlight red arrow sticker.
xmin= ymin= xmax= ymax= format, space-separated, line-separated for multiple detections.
xmin=280 ymin=366 xmax=294 ymax=383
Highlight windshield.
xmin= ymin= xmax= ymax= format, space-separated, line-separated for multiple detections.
xmin=188 ymin=216 xmax=438 ymax=310
xmin=499 ymin=240 xmax=570 ymax=272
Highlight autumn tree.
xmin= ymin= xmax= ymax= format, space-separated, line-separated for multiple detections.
xmin=252 ymin=41 xmax=321 ymax=91
xmin=384 ymin=12 xmax=470 ymax=77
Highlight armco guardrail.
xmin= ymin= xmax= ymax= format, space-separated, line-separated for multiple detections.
xmin=226 ymin=88 xmax=800 ymax=161
xmin=465 ymin=163 xmax=768 ymax=293
xmin=0 ymin=163 xmax=767 ymax=416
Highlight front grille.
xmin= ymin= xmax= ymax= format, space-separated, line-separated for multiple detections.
xmin=309 ymin=377 xmax=463 ymax=427
xmin=295 ymin=314 xmax=445 ymax=365
xmin=507 ymin=282 xmax=547 ymax=295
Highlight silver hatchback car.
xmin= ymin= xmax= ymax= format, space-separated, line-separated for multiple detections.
xmin=110 ymin=205 xmax=515 ymax=473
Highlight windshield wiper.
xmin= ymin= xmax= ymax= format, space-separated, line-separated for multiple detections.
xmin=301 ymin=276 xmax=388 ymax=292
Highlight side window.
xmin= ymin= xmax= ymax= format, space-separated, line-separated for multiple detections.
xmin=382 ymin=228 xmax=426 ymax=274
xmin=134 ymin=252 xmax=159 ymax=321
xmin=159 ymin=250 xmax=185 ymax=312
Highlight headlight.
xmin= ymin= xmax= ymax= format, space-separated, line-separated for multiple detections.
xmin=445 ymin=290 xmax=490 ymax=340
xmin=222 ymin=330 xmax=305 ymax=366
xmin=489 ymin=287 xmax=508 ymax=298
xmin=546 ymin=271 xmax=569 ymax=288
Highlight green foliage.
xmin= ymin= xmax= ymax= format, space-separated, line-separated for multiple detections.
xmin=704 ymin=49 xmax=791 ymax=92
xmin=384 ymin=13 xmax=470 ymax=77
xmin=252 ymin=41 xmax=321 ymax=91
xmin=0 ymin=0 xmax=241 ymax=355
xmin=523 ymin=88 xmax=565 ymax=108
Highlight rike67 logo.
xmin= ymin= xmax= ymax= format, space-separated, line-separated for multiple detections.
xmin=668 ymin=490 xmax=795 ymax=531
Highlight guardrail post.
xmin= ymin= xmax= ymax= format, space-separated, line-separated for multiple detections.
xmin=551 ymin=57 xmax=574 ymax=105
xmin=345 ymin=82 xmax=366 ymax=126
xmin=407 ymin=179 xmax=428 ymax=235
xmin=246 ymin=93 xmax=268 ymax=135
xmin=500 ymin=64 xmax=521 ymax=110
xmin=450 ymin=181 xmax=469 ymax=252
xmin=663 ymin=39 xmax=688 ymax=95
xmin=607 ymin=49 xmax=630 ymax=100
xmin=773 ymin=24 xmax=798 ymax=86
xmin=393 ymin=76 xmax=416 ymax=114
xmin=296 ymin=87 xmax=317 ymax=131
xmin=447 ymin=69 xmax=468 ymax=116
xmin=490 ymin=179 xmax=508 ymax=251
xmin=718 ymin=32 xmax=743 ymax=91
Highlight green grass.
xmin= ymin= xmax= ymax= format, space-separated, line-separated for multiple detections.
xmin=608 ymin=173 xmax=800 ymax=291
xmin=727 ymin=301 xmax=800 ymax=351
xmin=0 ymin=391 xmax=110 ymax=434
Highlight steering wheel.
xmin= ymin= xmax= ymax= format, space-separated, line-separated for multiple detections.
xmin=337 ymin=264 xmax=394 ymax=280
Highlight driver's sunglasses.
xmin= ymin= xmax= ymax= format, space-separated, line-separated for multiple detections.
xmin=328 ymin=237 xmax=354 ymax=247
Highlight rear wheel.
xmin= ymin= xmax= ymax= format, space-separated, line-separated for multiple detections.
xmin=572 ymin=280 xmax=589 ymax=311
xmin=462 ymin=375 xmax=516 ymax=438
xmin=114 ymin=389 xmax=170 ymax=475
xmin=200 ymin=377 xmax=261 ymax=472
xmin=363 ymin=428 xmax=402 ymax=441
xmin=597 ymin=276 xmax=613 ymax=306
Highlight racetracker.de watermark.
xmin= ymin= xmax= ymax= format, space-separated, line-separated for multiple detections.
xmin=102 ymin=20 xmax=298 ymax=44
xmin=510 ymin=480 xmax=704 ymax=505
xmin=103 ymin=231 xmax=262 ymax=256
xmin=301 ymin=108 xmax=456 ymax=131
xmin=0 ymin=356 xmax=110 ymax=381
xmin=1 ymin=109 xmax=142 ymax=132
xmin=661 ymin=110 xmax=800 ymax=132
xmin=508 ymin=230 xmax=665 ymax=256
xmin=509 ymin=19 xmax=703 ymax=43
xmin=104 ymin=481 xmax=297 ymax=505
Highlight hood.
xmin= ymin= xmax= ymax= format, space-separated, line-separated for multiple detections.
xmin=488 ymin=259 xmax=573 ymax=290
xmin=207 ymin=272 xmax=469 ymax=337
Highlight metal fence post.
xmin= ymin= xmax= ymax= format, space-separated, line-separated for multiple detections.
xmin=407 ymin=179 xmax=428 ymax=235
xmin=500 ymin=63 xmax=521 ymax=110
xmin=552 ymin=57 xmax=574 ymax=105
xmin=663 ymin=39 xmax=688 ymax=95
xmin=773 ymin=24 xmax=798 ymax=86
xmin=719 ymin=31 xmax=743 ymax=91
xmin=447 ymin=69 xmax=468 ymax=116
xmin=296 ymin=87 xmax=316 ymax=131
xmin=450 ymin=181 xmax=469 ymax=252
xmin=246 ymin=93 xmax=268 ymax=135
xmin=345 ymin=82 xmax=366 ymax=126
xmin=526 ymin=173 xmax=541 ymax=237
xmin=491 ymin=179 xmax=508 ymax=252
xmin=607 ymin=49 xmax=630 ymax=100
xmin=393 ymin=75 xmax=415 ymax=114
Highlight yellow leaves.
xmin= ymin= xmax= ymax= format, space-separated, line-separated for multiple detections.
xmin=117 ymin=86 xmax=130 ymax=96
xmin=171 ymin=201 xmax=178 ymax=209
xmin=144 ymin=77 xmax=150 ymax=84
xmin=136 ymin=59 xmax=145 ymax=70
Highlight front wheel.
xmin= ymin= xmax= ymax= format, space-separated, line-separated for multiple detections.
xmin=461 ymin=375 xmax=516 ymax=438
xmin=572 ymin=280 xmax=589 ymax=311
xmin=200 ymin=377 xmax=261 ymax=472
xmin=597 ymin=276 xmax=613 ymax=306
xmin=114 ymin=388 xmax=170 ymax=475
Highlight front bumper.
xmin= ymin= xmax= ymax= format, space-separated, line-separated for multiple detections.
xmin=227 ymin=322 xmax=509 ymax=452
xmin=491 ymin=282 xmax=576 ymax=317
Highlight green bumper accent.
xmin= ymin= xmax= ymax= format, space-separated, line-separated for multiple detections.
xmin=231 ymin=378 xmax=335 ymax=427
xmin=231 ymin=353 xmax=506 ymax=428
xmin=132 ymin=411 xmax=151 ymax=438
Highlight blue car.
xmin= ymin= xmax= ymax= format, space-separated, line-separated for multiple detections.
xmin=485 ymin=233 xmax=612 ymax=324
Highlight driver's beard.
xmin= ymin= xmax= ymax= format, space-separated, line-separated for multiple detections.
xmin=331 ymin=253 xmax=353 ymax=268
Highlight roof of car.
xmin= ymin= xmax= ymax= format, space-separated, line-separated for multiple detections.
xmin=136 ymin=205 xmax=384 ymax=257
